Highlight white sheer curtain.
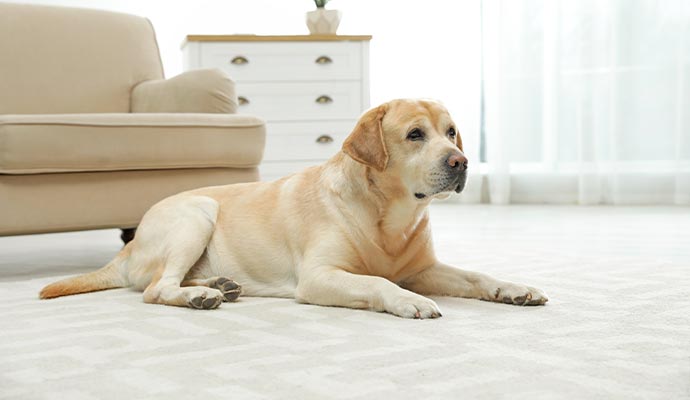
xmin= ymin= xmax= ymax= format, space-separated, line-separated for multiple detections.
xmin=479 ymin=0 xmax=690 ymax=205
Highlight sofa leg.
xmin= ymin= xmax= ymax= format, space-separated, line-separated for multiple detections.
xmin=120 ymin=228 xmax=136 ymax=245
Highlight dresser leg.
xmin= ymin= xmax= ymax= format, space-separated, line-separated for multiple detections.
xmin=120 ymin=228 xmax=136 ymax=245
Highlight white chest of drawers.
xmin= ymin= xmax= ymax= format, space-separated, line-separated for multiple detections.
xmin=182 ymin=35 xmax=371 ymax=181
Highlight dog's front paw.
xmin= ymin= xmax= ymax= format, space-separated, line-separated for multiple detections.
xmin=491 ymin=282 xmax=548 ymax=306
xmin=385 ymin=293 xmax=442 ymax=319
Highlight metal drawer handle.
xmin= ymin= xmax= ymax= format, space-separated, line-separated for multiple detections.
xmin=315 ymin=95 xmax=333 ymax=104
xmin=238 ymin=96 xmax=250 ymax=106
xmin=231 ymin=56 xmax=249 ymax=65
xmin=315 ymin=55 xmax=333 ymax=64
xmin=316 ymin=134 xmax=334 ymax=144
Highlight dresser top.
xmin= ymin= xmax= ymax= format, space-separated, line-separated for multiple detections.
xmin=183 ymin=34 xmax=372 ymax=45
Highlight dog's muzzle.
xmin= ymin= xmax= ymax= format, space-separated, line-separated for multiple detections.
xmin=454 ymin=171 xmax=467 ymax=193
xmin=446 ymin=152 xmax=468 ymax=193
xmin=415 ymin=156 xmax=469 ymax=199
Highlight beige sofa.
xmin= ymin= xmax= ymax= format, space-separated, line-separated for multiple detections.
xmin=0 ymin=3 xmax=265 ymax=240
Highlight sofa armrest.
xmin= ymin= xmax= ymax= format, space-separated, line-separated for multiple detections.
xmin=131 ymin=69 xmax=238 ymax=113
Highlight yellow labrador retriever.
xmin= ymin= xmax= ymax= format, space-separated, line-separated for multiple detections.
xmin=40 ymin=99 xmax=548 ymax=318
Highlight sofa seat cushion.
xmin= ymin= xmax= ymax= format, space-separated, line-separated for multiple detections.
xmin=0 ymin=113 xmax=265 ymax=174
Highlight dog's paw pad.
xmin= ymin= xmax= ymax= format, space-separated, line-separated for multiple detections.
xmin=213 ymin=277 xmax=242 ymax=302
xmin=512 ymin=295 xmax=527 ymax=304
xmin=189 ymin=293 xmax=222 ymax=310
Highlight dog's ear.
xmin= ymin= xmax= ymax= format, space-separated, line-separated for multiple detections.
xmin=342 ymin=105 xmax=388 ymax=172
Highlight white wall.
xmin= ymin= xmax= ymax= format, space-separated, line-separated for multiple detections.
xmin=7 ymin=0 xmax=481 ymax=154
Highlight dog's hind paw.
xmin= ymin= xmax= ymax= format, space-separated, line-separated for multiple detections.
xmin=213 ymin=277 xmax=242 ymax=302
xmin=188 ymin=291 xmax=223 ymax=310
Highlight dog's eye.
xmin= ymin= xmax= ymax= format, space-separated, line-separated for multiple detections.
xmin=447 ymin=127 xmax=457 ymax=138
xmin=406 ymin=128 xmax=425 ymax=141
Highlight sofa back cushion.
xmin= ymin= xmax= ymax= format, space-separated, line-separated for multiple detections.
xmin=0 ymin=3 xmax=164 ymax=114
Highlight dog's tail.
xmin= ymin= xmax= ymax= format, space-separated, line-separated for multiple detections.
xmin=39 ymin=245 xmax=131 ymax=299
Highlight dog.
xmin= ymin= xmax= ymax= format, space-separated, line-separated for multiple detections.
xmin=40 ymin=99 xmax=548 ymax=318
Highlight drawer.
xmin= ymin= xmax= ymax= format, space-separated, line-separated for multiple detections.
xmin=263 ymin=121 xmax=356 ymax=162
xmin=236 ymin=82 xmax=362 ymax=122
xmin=199 ymin=41 xmax=363 ymax=82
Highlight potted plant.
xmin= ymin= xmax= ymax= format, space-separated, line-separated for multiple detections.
xmin=306 ymin=0 xmax=342 ymax=35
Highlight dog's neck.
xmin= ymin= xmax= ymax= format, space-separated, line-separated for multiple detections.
xmin=325 ymin=153 xmax=430 ymax=256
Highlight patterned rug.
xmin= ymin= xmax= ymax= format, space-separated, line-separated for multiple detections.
xmin=1 ymin=205 xmax=689 ymax=399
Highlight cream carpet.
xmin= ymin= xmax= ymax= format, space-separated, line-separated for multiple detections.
xmin=1 ymin=205 xmax=689 ymax=399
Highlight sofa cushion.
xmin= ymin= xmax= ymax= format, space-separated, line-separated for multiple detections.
xmin=132 ymin=69 xmax=239 ymax=114
xmin=0 ymin=167 xmax=259 ymax=236
xmin=0 ymin=113 xmax=265 ymax=174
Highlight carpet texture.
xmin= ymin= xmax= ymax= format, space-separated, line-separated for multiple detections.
xmin=1 ymin=205 xmax=689 ymax=399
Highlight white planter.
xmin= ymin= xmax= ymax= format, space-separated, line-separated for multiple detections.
xmin=306 ymin=8 xmax=342 ymax=35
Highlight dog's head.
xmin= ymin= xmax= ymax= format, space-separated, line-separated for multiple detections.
xmin=343 ymin=99 xmax=467 ymax=201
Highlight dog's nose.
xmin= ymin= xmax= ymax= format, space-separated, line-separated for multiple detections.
xmin=446 ymin=153 xmax=468 ymax=172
